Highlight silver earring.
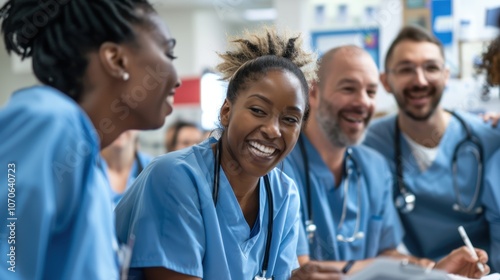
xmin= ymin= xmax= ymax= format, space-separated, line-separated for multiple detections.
xmin=122 ymin=72 xmax=130 ymax=81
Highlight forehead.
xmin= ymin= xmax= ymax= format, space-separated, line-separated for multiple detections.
xmin=135 ymin=13 xmax=174 ymax=47
xmin=325 ymin=52 xmax=379 ymax=85
xmin=240 ymin=70 xmax=306 ymax=108
xmin=178 ymin=126 xmax=201 ymax=137
xmin=389 ymin=40 xmax=443 ymax=64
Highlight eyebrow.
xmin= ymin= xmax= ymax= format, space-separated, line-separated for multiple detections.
xmin=160 ymin=38 xmax=176 ymax=50
xmin=394 ymin=59 xmax=441 ymax=66
xmin=337 ymin=78 xmax=378 ymax=88
xmin=248 ymin=94 xmax=303 ymax=113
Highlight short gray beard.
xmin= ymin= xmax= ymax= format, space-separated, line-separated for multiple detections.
xmin=315 ymin=100 xmax=366 ymax=148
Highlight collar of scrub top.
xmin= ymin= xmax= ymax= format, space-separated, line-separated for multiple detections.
xmin=298 ymin=134 xmax=365 ymax=244
xmin=134 ymin=151 xmax=144 ymax=177
xmin=394 ymin=110 xmax=484 ymax=214
xmin=212 ymin=139 xmax=274 ymax=280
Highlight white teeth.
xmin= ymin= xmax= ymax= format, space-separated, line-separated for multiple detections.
xmin=344 ymin=116 xmax=363 ymax=123
xmin=249 ymin=141 xmax=276 ymax=156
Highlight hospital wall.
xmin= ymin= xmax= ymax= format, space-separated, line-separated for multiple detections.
xmin=0 ymin=0 xmax=499 ymax=156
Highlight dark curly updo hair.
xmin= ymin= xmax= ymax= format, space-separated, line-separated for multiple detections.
xmin=216 ymin=27 xmax=317 ymax=121
xmin=1 ymin=0 xmax=156 ymax=101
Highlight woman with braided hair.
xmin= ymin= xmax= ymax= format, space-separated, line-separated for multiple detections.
xmin=0 ymin=0 xmax=179 ymax=279
xmin=115 ymin=28 xmax=341 ymax=280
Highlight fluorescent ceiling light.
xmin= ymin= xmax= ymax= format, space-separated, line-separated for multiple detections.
xmin=244 ymin=8 xmax=277 ymax=21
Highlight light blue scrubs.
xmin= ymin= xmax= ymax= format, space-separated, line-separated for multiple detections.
xmin=484 ymin=149 xmax=500 ymax=272
xmin=115 ymin=137 xmax=300 ymax=280
xmin=102 ymin=152 xmax=152 ymax=206
xmin=282 ymin=134 xmax=403 ymax=261
xmin=364 ymin=112 xmax=500 ymax=271
xmin=0 ymin=86 xmax=119 ymax=280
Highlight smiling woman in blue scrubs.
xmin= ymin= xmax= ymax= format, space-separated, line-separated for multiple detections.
xmin=114 ymin=28 xmax=330 ymax=280
xmin=0 ymin=1 xmax=180 ymax=279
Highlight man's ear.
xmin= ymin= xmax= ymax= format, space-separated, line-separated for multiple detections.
xmin=98 ymin=42 xmax=129 ymax=80
xmin=220 ymin=98 xmax=231 ymax=128
xmin=380 ymin=72 xmax=392 ymax=94
xmin=309 ymin=81 xmax=320 ymax=110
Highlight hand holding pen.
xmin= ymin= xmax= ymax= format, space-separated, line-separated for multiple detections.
xmin=458 ymin=226 xmax=485 ymax=274
xmin=433 ymin=226 xmax=489 ymax=278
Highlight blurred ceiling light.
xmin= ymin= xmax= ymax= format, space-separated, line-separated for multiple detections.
xmin=244 ymin=8 xmax=277 ymax=21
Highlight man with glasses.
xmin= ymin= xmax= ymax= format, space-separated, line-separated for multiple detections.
xmin=364 ymin=25 xmax=500 ymax=272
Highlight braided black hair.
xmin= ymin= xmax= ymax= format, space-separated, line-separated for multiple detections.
xmin=1 ymin=0 xmax=156 ymax=101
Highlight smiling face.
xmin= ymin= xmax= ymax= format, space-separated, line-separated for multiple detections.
xmin=220 ymin=70 xmax=306 ymax=178
xmin=381 ymin=40 xmax=449 ymax=121
xmin=313 ymin=49 xmax=378 ymax=147
xmin=120 ymin=14 xmax=180 ymax=129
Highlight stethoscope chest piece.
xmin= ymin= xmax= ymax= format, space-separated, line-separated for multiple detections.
xmin=254 ymin=275 xmax=273 ymax=280
xmin=305 ymin=220 xmax=317 ymax=243
xmin=395 ymin=192 xmax=416 ymax=213
xmin=452 ymin=203 xmax=483 ymax=214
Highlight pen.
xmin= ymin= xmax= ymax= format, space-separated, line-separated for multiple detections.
xmin=458 ymin=226 xmax=485 ymax=274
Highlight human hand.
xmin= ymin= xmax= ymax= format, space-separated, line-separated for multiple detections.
xmin=435 ymin=246 xmax=490 ymax=278
xmin=411 ymin=257 xmax=435 ymax=269
xmin=290 ymin=261 xmax=344 ymax=280
xmin=480 ymin=112 xmax=500 ymax=128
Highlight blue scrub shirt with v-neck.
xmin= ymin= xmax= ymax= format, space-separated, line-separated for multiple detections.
xmin=364 ymin=111 xmax=500 ymax=271
xmin=282 ymin=134 xmax=403 ymax=261
xmin=115 ymin=137 xmax=300 ymax=280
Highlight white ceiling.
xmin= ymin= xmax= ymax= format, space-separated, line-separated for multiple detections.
xmin=151 ymin=0 xmax=272 ymax=9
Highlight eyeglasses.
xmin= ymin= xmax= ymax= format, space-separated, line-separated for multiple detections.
xmin=388 ymin=62 xmax=445 ymax=82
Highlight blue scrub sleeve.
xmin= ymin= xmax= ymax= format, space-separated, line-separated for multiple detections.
xmin=273 ymin=183 xmax=301 ymax=280
xmin=1 ymin=112 xmax=117 ymax=279
xmin=377 ymin=161 xmax=404 ymax=254
xmin=296 ymin=211 xmax=310 ymax=257
xmin=124 ymin=159 xmax=206 ymax=278
xmin=483 ymin=151 xmax=500 ymax=272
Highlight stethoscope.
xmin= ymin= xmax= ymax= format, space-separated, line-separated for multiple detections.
xmin=212 ymin=139 xmax=274 ymax=280
xmin=298 ymin=135 xmax=365 ymax=244
xmin=394 ymin=110 xmax=484 ymax=214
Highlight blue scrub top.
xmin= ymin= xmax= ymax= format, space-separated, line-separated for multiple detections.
xmin=0 ymin=86 xmax=119 ymax=279
xmin=282 ymin=134 xmax=403 ymax=261
xmin=115 ymin=137 xmax=300 ymax=280
xmin=102 ymin=151 xmax=152 ymax=206
xmin=364 ymin=112 xmax=500 ymax=271
xmin=484 ymin=149 xmax=500 ymax=272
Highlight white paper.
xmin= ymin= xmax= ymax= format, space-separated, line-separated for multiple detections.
xmin=447 ymin=273 xmax=500 ymax=280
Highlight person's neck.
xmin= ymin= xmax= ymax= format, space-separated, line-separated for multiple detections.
xmin=101 ymin=146 xmax=136 ymax=172
xmin=79 ymin=88 xmax=131 ymax=149
xmin=304 ymin=118 xmax=346 ymax=187
xmin=398 ymin=107 xmax=451 ymax=148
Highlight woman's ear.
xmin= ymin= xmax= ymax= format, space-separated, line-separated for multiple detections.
xmin=220 ymin=99 xmax=231 ymax=128
xmin=99 ymin=42 xmax=129 ymax=80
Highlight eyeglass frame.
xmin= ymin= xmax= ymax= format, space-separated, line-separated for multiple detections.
xmin=387 ymin=61 xmax=447 ymax=82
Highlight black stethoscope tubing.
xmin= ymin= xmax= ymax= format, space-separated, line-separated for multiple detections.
xmin=394 ymin=110 xmax=484 ymax=214
xmin=212 ymin=139 xmax=274 ymax=278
